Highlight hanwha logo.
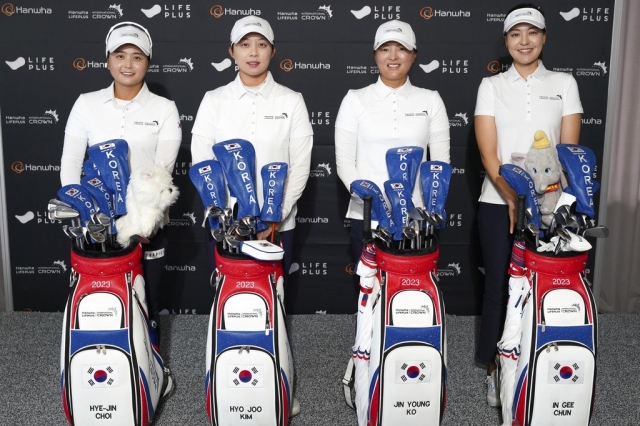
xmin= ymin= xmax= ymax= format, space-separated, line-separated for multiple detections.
xmin=1 ymin=3 xmax=14 ymax=16
xmin=73 ymin=58 xmax=87 ymax=71
xmin=487 ymin=60 xmax=501 ymax=74
xmin=11 ymin=161 xmax=24 ymax=173
xmin=419 ymin=7 xmax=433 ymax=20
xmin=280 ymin=59 xmax=293 ymax=72
xmin=210 ymin=5 xmax=223 ymax=18
xmin=345 ymin=263 xmax=356 ymax=275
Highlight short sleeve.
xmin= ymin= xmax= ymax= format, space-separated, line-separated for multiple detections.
xmin=562 ymin=75 xmax=583 ymax=116
xmin=474 ymin=78 xmax=495 ymax=117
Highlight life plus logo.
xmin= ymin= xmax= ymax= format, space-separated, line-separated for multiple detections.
xmin=559 ymin=7 xmax=609 ymax=22
xmin=141 ymin=4 xmax=190 ymax=18
xmin=5 ymin=56 xmax=54 ymax=71
xmin=419 ymin=59 xmax=468 ymax=74
xmin=310 ymin=111 xmax=330 ymax=125
xmin=350 ymin=5 xmax=400 ymax=20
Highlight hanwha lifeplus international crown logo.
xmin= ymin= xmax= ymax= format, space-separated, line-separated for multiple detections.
xmin=419 ymin=6 xmax=433 ymax=19
xmin=11 ymin=161 xmax=24 ymax=173
xmin=2 ymin=3 xmax=15 ymax=16
xmin=210 ymin=4 xmax=223 ymax=18
xmin=73 ymin=58 xmax=86 ymax=70
xmin=280 ymin=59 xmax=293 ymax=72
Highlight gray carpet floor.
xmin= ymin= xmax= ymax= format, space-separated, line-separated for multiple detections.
xmin=0 ymin=312 xmax=638 ymax=425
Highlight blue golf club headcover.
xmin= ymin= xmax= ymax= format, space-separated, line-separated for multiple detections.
xmin=384 ymin=181 xmax=414 ymax=240
xmin=189 ymin=160 xmax=227 ymax=229
xmin=499 ymin=164 xmax=542 ymax=228
xmin=260 ymin=162 xmax=288 ymax=223
xmin=83 ymin=160 xmax=100 ymax=178
xmin=557 ymin=144 xmax=598 ymax=218
xmin=81 ymin=176 xmax=116 ymax=234
xmin=57 ymin=184 xmax=99 ymax=226
xmin=386 ymin=146 xmax=425 ymax=194
xmin=350 ymin=179 xmax=396 ymax=235
xmin=420 ymin=161 xmax=453 ymax=229
xmin=87 ymin=139 xmax=130 ymax=216
xmin=212 ymin=139 xmax=260 ymax=219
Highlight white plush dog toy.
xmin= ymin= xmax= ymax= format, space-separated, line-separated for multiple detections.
xmin=116 ymin=164 xmax=179 ymax=246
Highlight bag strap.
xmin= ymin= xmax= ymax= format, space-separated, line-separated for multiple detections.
xmin=342 ymin=357 xmax=356 ymax=410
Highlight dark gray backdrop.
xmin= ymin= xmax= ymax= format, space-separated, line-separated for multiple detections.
xmin=0 ymin=0 xmax=614 ymax=314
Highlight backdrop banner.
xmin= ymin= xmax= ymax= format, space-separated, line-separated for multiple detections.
xmin=0 ymin=0 xmax=613 ymax=314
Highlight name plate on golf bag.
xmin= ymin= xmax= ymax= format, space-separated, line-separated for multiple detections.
xmin=368 ymin=246 xmax=447 ymax=426
xmin=60 ymin=244 xmax=170 ymax=426
xmin=205 ymin=247 xmax=294 ymax=426
xmin=512 ymin=250 xmax=596 ymax=426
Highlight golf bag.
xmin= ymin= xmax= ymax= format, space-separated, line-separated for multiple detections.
xmin=344 ymin=242 xmax=447 ymax=426
xmin=510 ymin=248 xmax=597 ymax=426
xmin=60 ymin=243 xmax=171 ymax=426
xmin=205 ymin=245 xmax=294 ymax=426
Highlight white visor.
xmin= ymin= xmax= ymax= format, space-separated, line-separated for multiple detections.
xmin=503 ymin=8 xmax=546 ymax=33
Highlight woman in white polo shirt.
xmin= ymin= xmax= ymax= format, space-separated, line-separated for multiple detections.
xmin=191 ymin=16 xmax=313 ymax=284
xmin=474 ymin=3 xmax=582 ymax=406
xmin=60 ymin=22 xmax=182 ymax=338
xmin=335 ymin=20 xmax=451 ymax=261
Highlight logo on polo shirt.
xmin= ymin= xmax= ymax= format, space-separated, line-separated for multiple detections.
xmin=420 ymin=6 xmax=470 ymax=19
xmin=560 ymin=7 xmax=609 ymax=22
xmin=2 ymin=3 xmax=52 ymax=16
xmin=539 ymin=95 xmax=562 ymax=101
xmin=277 ymin=5 xmax=333 ymax=21
xmin=142 ymin=4 xmax=191 ymax=18
xmin=405 ymin=111 xmax=428 ymax=117
xmin=163 ymin=58 xmax=194 ymax=73
xmin=209 ymin=5 xmax=261 ymax=18
xmin=5 ymin=57 xmax=54 ymax=71
xmin=575 ymin=61 xmax=607 ymax=77
xmin=351 ymin=5 xmax=399 ymax=20
xmin=133 ymin=120 xmax=159 ymax=126
xmin=263 ymin=113 xmax=288 ymax=120
xmin=280 ymin=58 xmax=330 ymax=72
xmin=449 ymin=112 xmax=468 ymax=127
xmin=310 ymin=162 xmax=332 ymax=178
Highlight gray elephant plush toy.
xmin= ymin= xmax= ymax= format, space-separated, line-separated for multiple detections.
xmin=511 ymin=130 xmax=567 ymax=228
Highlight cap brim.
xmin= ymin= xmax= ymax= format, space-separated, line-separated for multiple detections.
xmin=231 ymin=30 xmax=274 ymax=45
xmin=108 ymin=39 xmax=151 ymax=57
xmin=504 ymin=18 xmax=545 ymax=33
xmin=373 ymin=38 xmax=415 ymax=51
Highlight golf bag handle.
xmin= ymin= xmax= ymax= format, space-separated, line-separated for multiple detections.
xmin=516 ymin=194 xmax=526 ymax=238
xmin=363 ymin=195 xmax=373 ymax=242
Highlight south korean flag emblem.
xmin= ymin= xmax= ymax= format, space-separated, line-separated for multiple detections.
xmin=396 ymin=360 xmax=431 ymax=384
xmin=548 ymin=361 xmax=585 ymax=384
xmin=82 ymin=364 xmax=119 ymax=388
xmin=228 ymin=364 xmax=264 ymax=388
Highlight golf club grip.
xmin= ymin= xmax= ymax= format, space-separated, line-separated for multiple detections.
xmin=363 ymin=195 xmax=373 ymax=241
xmin=516 ymin=194 xmax=526 ymax=236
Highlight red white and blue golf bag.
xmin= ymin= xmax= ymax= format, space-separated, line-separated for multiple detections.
xmin=498 ymin=143 xmax=603 ymax=426
xmin=60 ymin=243 xmax=171 ymax=426
xmin=204 ymin=246 xmax=293 ymax=426
xmin=344 ymin=160 xmax=450 ymax=426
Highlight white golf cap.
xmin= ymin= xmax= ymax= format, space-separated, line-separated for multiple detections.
xmin=503 ymin=8 xmax=546 ymax=33
xmin=106 ymin=22 xmax=152 ymax=58
xmin=230 ymin=16 xmax=275 ymax=45
xmin=373 ymin=20 xmax=416 ymax=51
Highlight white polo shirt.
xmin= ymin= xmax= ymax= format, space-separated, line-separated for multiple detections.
xmin=475 ymin=61 xmax=583 ymax=204
xmin=191 ymin=72 xmax=314 ymax=232
xmin=335 ymin=77 xmax=451 ymax=220
xmin=61 ymin=83 xmax=182 ymax=185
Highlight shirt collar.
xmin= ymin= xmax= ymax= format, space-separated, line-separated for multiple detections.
xmin=101 ymin=82 xmax=151 ymax=106
xmin=231 ymin=71 xmax=276 ymax=100
xmin=373 ymin=76 xmax=413 ymax=99
xmin=506 ymin=60 xmax=547 ymax=82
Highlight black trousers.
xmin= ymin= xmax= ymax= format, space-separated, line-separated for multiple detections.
xmin=476 ymin=202 xmax=514 ymax=366
xmin=141 ymin=227 xmax=169 ymax=322
xmin=349 ymin=219 xmax=365 ymax=264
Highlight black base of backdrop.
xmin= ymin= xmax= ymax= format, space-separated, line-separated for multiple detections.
xmin=0 ymin=0 xmax=614 ymax=314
